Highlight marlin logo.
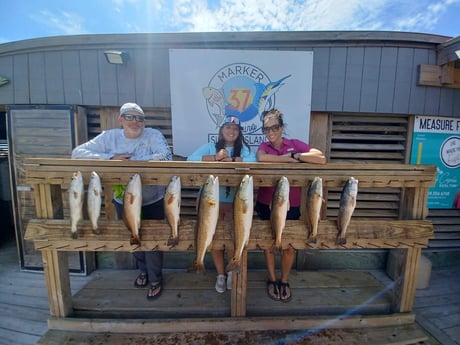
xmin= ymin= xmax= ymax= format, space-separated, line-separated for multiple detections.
xmin=0 ymin=76 xmax=9 ymax=87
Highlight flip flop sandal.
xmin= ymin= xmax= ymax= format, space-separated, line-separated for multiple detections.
xmin=266 ymin=279 xmax=280 ymax=301
xmin=147 ymin=281 xmax=162 ymax=300
xmin=279 ymin=281 xmax=292 ymax=303
xmin=134 ymin=272 xmax=148 ymax=288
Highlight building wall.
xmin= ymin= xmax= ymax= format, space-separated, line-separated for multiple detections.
xmin=0 ymin=31 xmax=459 ymax=116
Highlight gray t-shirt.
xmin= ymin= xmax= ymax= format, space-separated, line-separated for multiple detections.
xmin=72 ymin=128 xmax=172 ymax=205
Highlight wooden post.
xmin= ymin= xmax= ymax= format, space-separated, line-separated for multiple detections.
xmin=231 ymin=250 xmax=247 ymax=317
xmin=42 ymin=250 xmax=73 ymax=317
xmin=391 ymin=247 xmax=421 ymax=312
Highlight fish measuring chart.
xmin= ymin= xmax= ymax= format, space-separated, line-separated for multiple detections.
xmin=23 ymin=158 xmax=436 ymax=332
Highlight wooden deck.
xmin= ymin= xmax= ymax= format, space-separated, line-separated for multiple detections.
xmin=1 ymin=239 xmax=459 ymax=344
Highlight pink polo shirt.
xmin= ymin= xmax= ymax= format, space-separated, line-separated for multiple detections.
xmin=256 ymin=138 xmax=311 ymax=207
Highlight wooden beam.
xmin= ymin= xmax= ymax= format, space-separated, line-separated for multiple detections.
xmin=418 ymin=63 xmax=460 ymax=88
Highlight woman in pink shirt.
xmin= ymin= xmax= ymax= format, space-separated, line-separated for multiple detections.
xmin=256 ymin=109 xmax=326 ymax=302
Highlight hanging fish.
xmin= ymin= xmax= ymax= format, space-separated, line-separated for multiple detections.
xmin=69 ymin=171 xmax=84 ymax=239
xmin=306 ymin=177 xmax=323 ymax=243
xmin=270 ymin=176 xmax=290 ymax=252
xmin=87 ymin=171 xmax=102 ymax=234
xmin=336 ymin=177 xmax=358 ymax=245
xmin=190 ymin=175 xmax=219 ymax=273
xmin=164 ymin=176 xmax=181 ymax=247
xmin=123 ymin=174 xmax=143 ymax=245
xmin=227 ymin=175 xmax=253 ymax=272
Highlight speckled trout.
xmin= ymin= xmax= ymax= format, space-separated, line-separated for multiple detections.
xmin=227 ymin=175 xmax=253 ymax=272
xmin=87 ymin=171 xmax=102 ymax=234
xmin=337 ymin=177 xmax=358 ymax=245
xmin=306 ymin=176 xmax=323 ymax=243
xmin=69 ymin=171 xmax=84 ymax=239
xmin=164 ymin=175 xmax=181 ymax=247
xmin=190 ymin=175 xmax=219 ymax=273
xmin=123 ymin=173 xmax=143 ymax=245
xmin=270 ymin=176 xmax=290 ymax=252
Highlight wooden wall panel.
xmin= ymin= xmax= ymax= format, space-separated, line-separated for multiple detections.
xmin=116 ymin=51 xmax=137 ymax=105
xmin=311 ymin=47 xmax=329 ymax=110
xmin=343 ymin=47 xmax=364 ymax=111
xmin=98 ymin=50 xmax=118 ymax=106
xmin=409 ymin=49 xmax=428 ymax=115
xmin=80 ymin=51 xmax=101 ymax=106
xmin=0 ymin=56 xmax=13 ymax=104
xmin=393 ymin=48 xmax=413 ymax=114
xmin=28 ymin=53 xmax=47 ymax=104
xmin=360 ymin=47 xmax=381 ymax=112
xmin=62 ymin=51 xmax=83 ymax=105
xmin=45 ymin=52 xmax=65 ymax=104
xmin=133 ymin=49 xmax=155 ymax=106
xmin=376 ymin=47 xmax=398 ymax=113
xmin=152 ymin=48 xmax=172 ymax=108
xmin=325 ymin=47 xmax=347 ymax=112
xmin=439 ymin=88 xmax=455 ymax=115
xmin=13 ymin=55 xmax=29 ymax=104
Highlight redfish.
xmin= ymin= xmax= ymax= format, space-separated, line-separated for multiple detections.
xmin=227 ymin=175 xmax=253 ymax=272
xmin=165 ymin=175 xmax=181 ymax=247
xmin=69 ymin=171 xmax=84 ymax=239
xmin=190 ymin=175 xmax=219 ymax=273
xmin=87 ymin=171 xmax=102 ymax=234
xmin=306 ymin=176 xmax=323 ymax=243
xmin=337 ymin=177 xmax=358 ymax=245
xmin=270 ymin=176 xmax=290 ymax=252
xmin=123 ymin=174 xmax=143 ymax=245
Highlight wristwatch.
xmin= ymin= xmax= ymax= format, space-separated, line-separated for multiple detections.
xmin=291 ymin=152 xmax=301 ymax=161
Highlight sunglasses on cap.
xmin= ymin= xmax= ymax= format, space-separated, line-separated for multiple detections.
xmin=121 ymin=114 xmax=145 ymax=122
xmin=223 ymin=116 xmax=240 ymax=125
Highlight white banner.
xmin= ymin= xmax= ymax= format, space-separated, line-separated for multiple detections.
xmin=169 ymin=49 xmax=313 ymax=157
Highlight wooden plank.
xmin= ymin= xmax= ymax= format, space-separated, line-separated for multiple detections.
xmin=38 ymin=322 xmax=430 ymax=345
xmin=48 ymin=313 xmax=417 ymax=333
xmin=23 ymin=159 xmax=437 ymax=189
xmin=24 ymin=219 xmax=434 ymax=251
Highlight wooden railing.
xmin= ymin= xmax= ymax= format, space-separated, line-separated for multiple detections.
xmin=23 ymin=158 xmax=436 ymax=318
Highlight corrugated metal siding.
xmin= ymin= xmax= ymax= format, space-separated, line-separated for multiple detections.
xmin=0 ymin=33 xmax=459 ymax=116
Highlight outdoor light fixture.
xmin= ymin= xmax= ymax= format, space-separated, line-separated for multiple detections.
xmin=104 ymin=50 xmax=128 ymax=65
xmin=456 ymin=50 xmax=460 ymax=59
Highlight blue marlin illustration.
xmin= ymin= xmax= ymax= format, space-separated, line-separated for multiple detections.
xmin=0 ymin=76 xmax=9 ymax=87
xmin=256 ymin=75 xmax=291 ymax=119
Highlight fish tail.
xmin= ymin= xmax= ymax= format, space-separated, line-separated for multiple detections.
xmin=130 ymin=236 xmax=141 ymax=246
xmin=336 ymin=232 xmax=347 ymax=245
xmin=188 ymin=261 xmax=206 ymax=274
xmin=167 ymin=236 xmax=179 ymax=247
xmin=226 ymin=258 xmax=241 ymax=273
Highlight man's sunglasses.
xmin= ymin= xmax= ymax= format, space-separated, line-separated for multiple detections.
xmin=262 ymin=124 xmax=281 ymax=133
xmin=122 ymin=114 xmax=145 ymax=122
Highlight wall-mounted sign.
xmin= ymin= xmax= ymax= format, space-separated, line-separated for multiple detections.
xmin=410 ymin=115 xmax=460 ymax=208
xmin=169 ymin=49 xmax=313 ymax=157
